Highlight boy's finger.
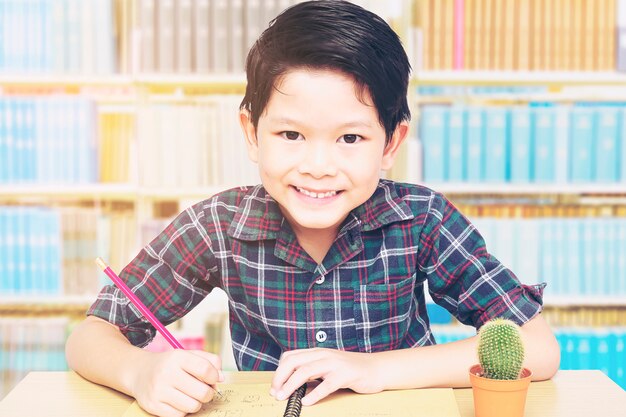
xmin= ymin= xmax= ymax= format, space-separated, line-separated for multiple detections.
xmin=189 ymin=350 xmax=223 ymax=372
xmin=274 ymin=362 xmax=325 ymax=401
xmin=165 ymin=387 xmax=203 ymax=414
xmin=271 ymin=349 xmax=322 ymax=393
xmin=173 ymin=371 xmax=215 ymax=403
xmin=180 ymin=353 xmax=221 ymax=385
xmin=301 ymin=379 xmax=339 ymax=406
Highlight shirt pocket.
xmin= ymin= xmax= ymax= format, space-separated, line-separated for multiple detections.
xmin=353 ymin=275 xmax=415 ymax=353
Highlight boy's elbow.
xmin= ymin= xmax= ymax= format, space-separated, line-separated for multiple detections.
xmin=521 ymin=314 xmax=561 ymax=381
xmin=534 ymin=336 xmax=561 ymax=381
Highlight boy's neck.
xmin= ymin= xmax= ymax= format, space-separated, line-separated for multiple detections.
xmin=291 ymin=225 xmax=340 ymax=265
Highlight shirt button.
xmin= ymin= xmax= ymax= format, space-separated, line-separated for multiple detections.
xmin=315 ymin=330 xmax=327 ymax=343
xmin=315 ymin=275 xmax=325 ymax=285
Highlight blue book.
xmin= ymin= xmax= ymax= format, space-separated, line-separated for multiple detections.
xmin=581 ymin=219 xmax=594 ymax=295
xmin=447 ymin=107 xmax=465 ymax=182
xmin=564 ymin=219 xmax=582 ymax=296
xmin=617 ymin=107 xmax=626 ymax=182
xmin=0 ymin=0 xmax=4 ymax=71
xmin=46 ymin=209 xmax=62 ymax=294
xmin=0 ymin=209 xmax=7 ymax=293
xmin=6 ymin=208 xmax=18 ymax=294
xmin=562 ymin=330 xmax=577 ymax=370
xmin=615 ymin=333 xmax=626 ymax=388
xmin=593 ymin=220 xmax=607 ymax=295
xmin=484 ymin=107 xmax=509 ymax=182
xmin=0 ymin=99 xmax=7 ymax=183
xmin=420 ymin=106 xmax=448 ymax=182
xmin=532 ymin=108 xmax=556 ymax=182
xmin=620 ymin=222 xmax=626 ymax=295
xmin=551 ymin=218 xmax=565 ymax=296
xmin=24 ymin=100 xmax=37 ymax=182
xmin=595 ymin=331 xmax=612 ymax=377
xmin=466 ymin=108 xmax=485 ymax=182
xmin=539 ymin=219 xmax=555 ymax=297
xmin=15 ymin=99 xmax=28 ymax=182
xmin=569 ymin=107 xmax=595 ymax=182
xmin=576 ymin=332 xmax=594 ymax=370
xmin=554 ymin=107 xmax=569 ymax=184
xmin=510 ymin=107 xmax=532 ymax=183
xmin=594 ymin=108 xmax=620 ymax=182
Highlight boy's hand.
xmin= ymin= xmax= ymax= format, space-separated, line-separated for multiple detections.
xmin=129 ymin=350 xmax=224 ymax=417
xmin=270 ymin=348 xmax=385 ymax=406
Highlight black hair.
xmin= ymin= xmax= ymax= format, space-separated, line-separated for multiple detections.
xmin=240 ymin=0 xmax=411 ymax=143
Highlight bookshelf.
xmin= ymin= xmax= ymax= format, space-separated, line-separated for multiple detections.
xmin=1 ymin=0 xmax=626 ymax=400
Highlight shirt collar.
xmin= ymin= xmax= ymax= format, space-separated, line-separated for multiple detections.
xmin=227 ymin=180 xmax=414 ymax=241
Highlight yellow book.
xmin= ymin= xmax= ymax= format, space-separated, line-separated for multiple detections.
xmin=517 ymin=0 xmax=530 ymax=70
xmin=532 ymin=0 xmax=544 ymax=70
xmin=483 ymin=0 xmax=494 ymax=69
xmin=419 ymin=0 xmax=432 ymax=70
xmin=571 ymin=0 xmax=582 ymax=70
xmin=503 ymin=0 xmax=515 ymax=69
xmin=432 ymin=0 xmax=443 ymax=69
xmin=606 ymin=0 xmax=616 ymax=70
xmin=493 ymin=0 xmax=504 ymax=69
xmin=543 ymin=0 xmax=554 ymax=70
xmin=465 ymin=0 xmax=475 ymax=69
xmin=561 ymin=0 xmax=572 ymax=70
xmin=443 ymin=0 xmax=454 ymax=69
xmin=474 ymin=0 xmax=485 ymax=69
xmin=584 ymin=0 xmax=597 ymax=70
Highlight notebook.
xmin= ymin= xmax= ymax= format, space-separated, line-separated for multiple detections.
xmin=122 ymin=382 xmax=461 ymax=417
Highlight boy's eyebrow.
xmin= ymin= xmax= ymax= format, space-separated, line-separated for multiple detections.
xmin=269 ymin=117 xmax=373 ymax=129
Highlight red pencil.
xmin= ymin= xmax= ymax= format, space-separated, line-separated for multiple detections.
xmin=95 ymin=257 xmax=223 ymax=398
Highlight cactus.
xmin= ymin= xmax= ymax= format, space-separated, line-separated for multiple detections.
xmin=477 ymin=318 xmax=525 ymax=380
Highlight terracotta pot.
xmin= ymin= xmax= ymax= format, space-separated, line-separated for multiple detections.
xmin=469 ymin=364 xmax=532 ymax=417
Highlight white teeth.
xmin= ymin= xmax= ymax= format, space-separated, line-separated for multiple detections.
xmin=296 ymin=187 xmax=337 ymax=198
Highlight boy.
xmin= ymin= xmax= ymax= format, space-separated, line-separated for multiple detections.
xmin=66 ymin=1 xmax=560 ymax=416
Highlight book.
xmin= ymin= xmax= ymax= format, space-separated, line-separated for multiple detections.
xmin=420 ymin=105 xmax=448 ymax=182
xmin=594 ymin=107 xmax=620 ymax=182
xmin=484 ymin=107 xmax=508 ymax=182
xmin=122 ymin=382 xmax=461 ymax=417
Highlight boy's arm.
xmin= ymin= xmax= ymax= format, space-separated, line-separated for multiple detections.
xmin=66 ymin=315 xmax=223 ymax=417
xmin=374 ymin=313 xmax=560 ymax=390
xmin=65 ymin=315 xmax=150 ymax=397
xmin=271 ymin=314 xmax=559 ymax=406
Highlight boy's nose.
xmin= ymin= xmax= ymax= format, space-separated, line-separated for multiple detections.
xmin=298 ymin=142 xmax=338 ymax=178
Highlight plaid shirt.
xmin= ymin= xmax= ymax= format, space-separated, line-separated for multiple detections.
xmin=88 ymin=179 xmax=544 ymax=371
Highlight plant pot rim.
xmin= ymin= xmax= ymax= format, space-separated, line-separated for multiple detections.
xmin=469 ymin=364 xmax=532 ymax=392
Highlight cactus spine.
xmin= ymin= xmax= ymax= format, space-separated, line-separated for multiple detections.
xmin=477 ymin=318 xmax=525 ymax=380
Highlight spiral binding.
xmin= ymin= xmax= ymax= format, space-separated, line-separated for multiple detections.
xmin=283 ymin=383 xmax=307 ymax=417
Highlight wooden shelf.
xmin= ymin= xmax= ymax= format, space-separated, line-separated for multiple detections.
xmin=0 ymin=184 xmax=140 ymax=201
xmin=424 ymin=183 xmax=626 ymax=195
xmin=413 ymin=71 xmax=626 ymax=86
xmin=0 ymin=295 xmax=95 ymax=315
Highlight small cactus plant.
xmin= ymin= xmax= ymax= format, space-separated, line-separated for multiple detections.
xmin=477 ymin=318 xmax=525 ymax=380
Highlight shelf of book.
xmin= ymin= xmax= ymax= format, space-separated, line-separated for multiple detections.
xmin=0 ymin=296 xmax=94 ymax=315
xmin=413 ymin=71 xmax=626 ymax=86
xmin=0 ymin=184 xmax=140 ymax=201
xmin=422 ymin=183 xmax=626 ymax=196
xmin=1 ymin=184 xmax=624 ymax=203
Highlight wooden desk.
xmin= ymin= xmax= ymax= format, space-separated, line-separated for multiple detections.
xmin=0 ymin=370 xmax=624 ymax=417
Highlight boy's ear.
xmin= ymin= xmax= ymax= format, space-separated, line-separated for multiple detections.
xmin=239 ymin=109 xmax=259 ymax=163
xmin=381 ymin=121 xmax=409 ymax=170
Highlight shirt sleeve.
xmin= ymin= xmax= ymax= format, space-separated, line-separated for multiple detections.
xmin=87 ymin=201 xmax=219 ymax=347
xmin=416 ymin=192 xmax=545 ymax=329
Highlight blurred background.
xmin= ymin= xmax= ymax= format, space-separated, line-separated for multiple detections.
xmin=0 ymin=0 xmax=625 ymax=400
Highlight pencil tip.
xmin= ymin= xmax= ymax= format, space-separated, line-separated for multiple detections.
xmin=95 ymin=257 xmax=107 ymax=270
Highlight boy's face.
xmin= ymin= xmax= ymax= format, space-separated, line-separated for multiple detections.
xmin=240 ymin=69 xmax=407 ymax=237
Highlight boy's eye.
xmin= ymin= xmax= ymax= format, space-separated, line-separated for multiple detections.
xmin=339 ymin=134 xmax=362 ymax=144
xmin=282 ymin=131 xmax=302 ymax=140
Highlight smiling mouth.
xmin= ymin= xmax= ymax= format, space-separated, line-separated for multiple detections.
xmin=294 ymin=186 xmax=341 ymax=199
